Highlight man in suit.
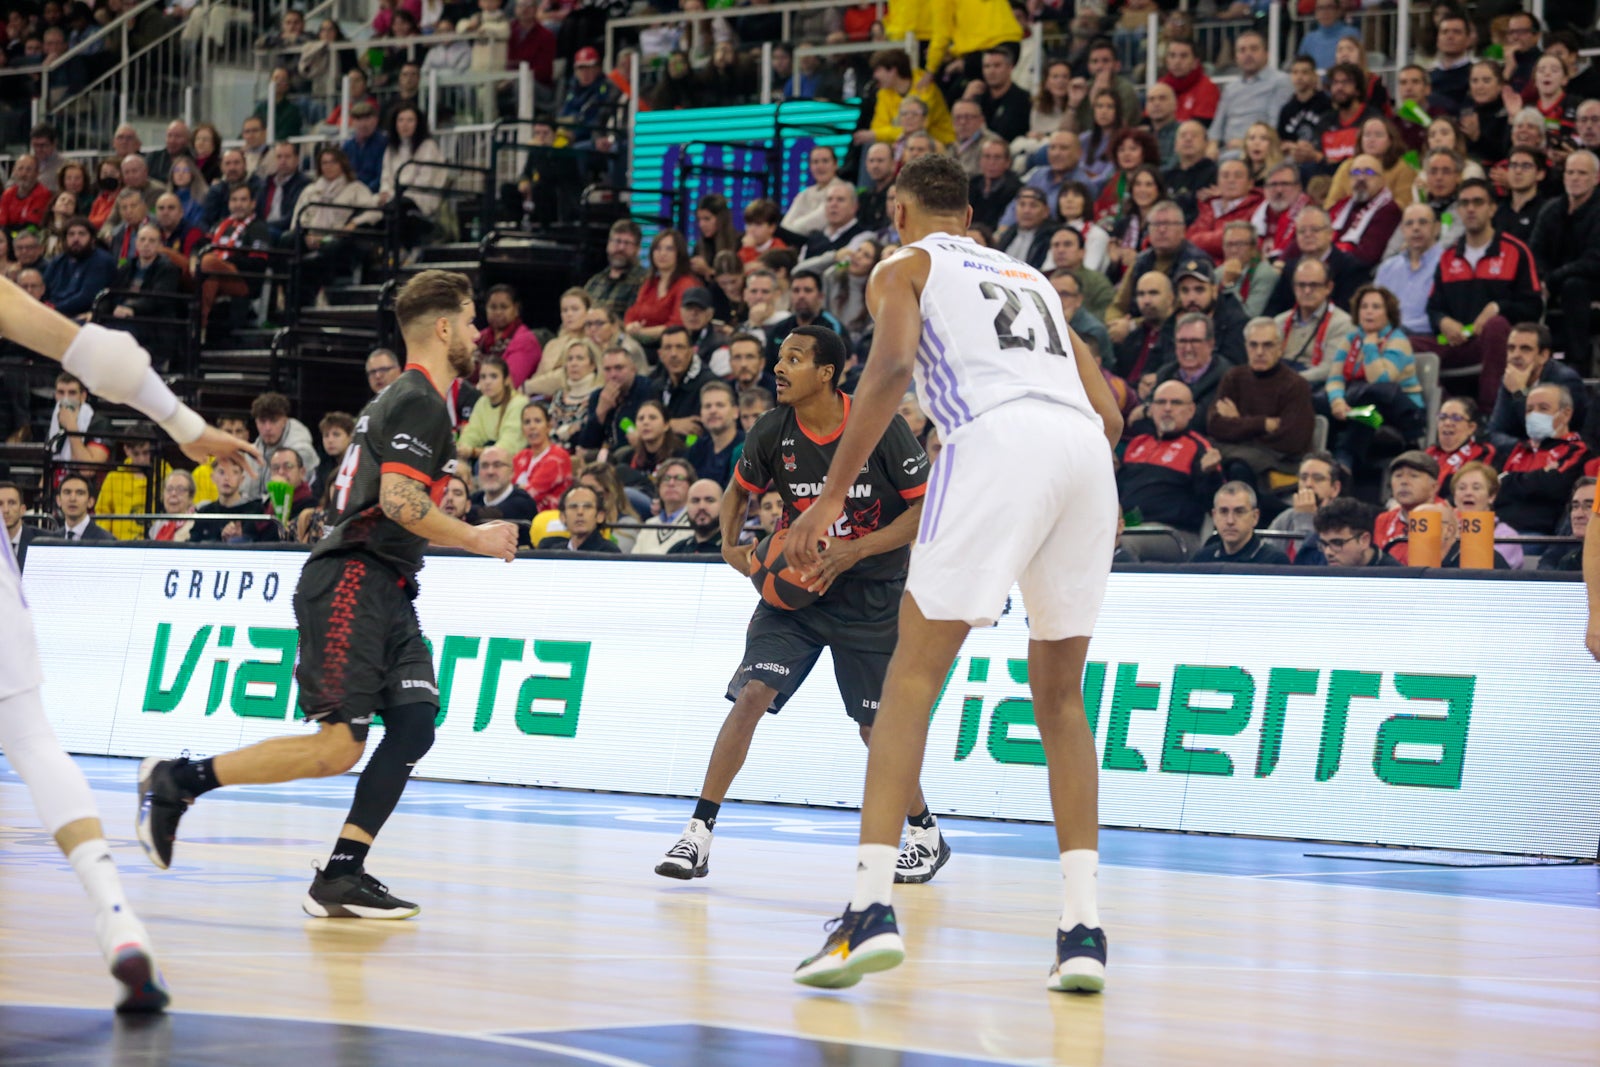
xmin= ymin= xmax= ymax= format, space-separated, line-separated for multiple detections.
xmin=32 ymin=474 xmax=113 ymax=547
xmin=107 ymin=223 xmax=185 ymax=355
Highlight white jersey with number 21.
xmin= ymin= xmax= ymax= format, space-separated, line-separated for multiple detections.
xmin=906 ymin=232 xmax=1099 ymax=438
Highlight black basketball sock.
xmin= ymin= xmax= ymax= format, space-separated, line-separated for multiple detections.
xmin=171 ymin=757 xmax=220 ymax=797
xmin=908 ymin=807 xmax=936 ymax=830
xmin=324 ymin=838 xmax=370 ymax=880
xmin=692 ymin=798 xmax=721 ymax=830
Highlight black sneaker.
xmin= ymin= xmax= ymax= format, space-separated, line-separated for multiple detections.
xmin=303 ymin=868 xmax=421 ymax=919
xmin=1048 ymin=924 xmax=1107 ymax=993
xmin=136 ymin=758 xmax=194 ymax=871
xmin=793 ymin=902 xmax=905 ymax=988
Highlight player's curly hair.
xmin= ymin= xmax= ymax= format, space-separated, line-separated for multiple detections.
xmin=896 ymin=153 xmax=969 ymax=216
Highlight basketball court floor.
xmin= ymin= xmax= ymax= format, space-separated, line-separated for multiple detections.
xmin=2 ymin=755 xmax=1596 ymax=1066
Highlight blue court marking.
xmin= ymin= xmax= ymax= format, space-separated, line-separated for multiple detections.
xmin=4 ymin=757 xmax=1595 ymax=910
xmin=0 ymin=1006 xmax=1017 ymax=1067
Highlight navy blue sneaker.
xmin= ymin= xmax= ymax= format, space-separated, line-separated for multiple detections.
xmin=1048 ymin=924 xmax=1107 ymax=993
xmin=793 ymin=902 xmax=905 ymax=988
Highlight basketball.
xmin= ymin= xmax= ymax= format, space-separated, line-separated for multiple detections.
xmin=749 ymin=528 xmax=819 ymax=611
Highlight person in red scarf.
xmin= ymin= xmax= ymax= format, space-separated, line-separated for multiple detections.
xmin=1159 ymin=39 xmax=1218 ymax=124
xmin=1253 ymin=162 xmax=1310 ymax=265
xmin=197 ymin=183 xmax=270 ymax=331
xmin=1426 ymin=396 xmax=1501 ymax=485
xmin=1326 ymin=154 xmax=1401 ymax=268
xmin=1522 ymin=54 xmax=1577 ymax=145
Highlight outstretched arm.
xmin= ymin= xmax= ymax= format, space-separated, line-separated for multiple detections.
xmin=380 ymin=472 xmax=518 ymax=560
xmin=0 ymin=273 xmax=258 ymax=467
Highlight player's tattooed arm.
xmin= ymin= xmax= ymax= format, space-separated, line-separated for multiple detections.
xmin=381 ymin=472 xmax=434 ymax=525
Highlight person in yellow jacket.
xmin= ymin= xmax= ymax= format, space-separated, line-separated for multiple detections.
xmin=94 ymin=431 xmax=170 ymax=540
xmin=870 ymin=49 xmax=955 ymax=146
xmin=882 ymin=0 xmax=936 ymax=55
xmin=926 ymin=0 xmax=1023 ymax=81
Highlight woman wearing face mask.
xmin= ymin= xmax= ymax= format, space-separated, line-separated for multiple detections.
xmin=1449 ymin=459 xmax=1524 ymax=568
xmin=87 ymin=157 xmax=121 ymax=233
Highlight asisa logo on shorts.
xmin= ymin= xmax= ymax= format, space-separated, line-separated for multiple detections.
xmin=141 ymin=623 xmax=591 ymax=738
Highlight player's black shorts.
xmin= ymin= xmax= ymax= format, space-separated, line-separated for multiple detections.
xmin=293 ymin=553 xmax=438 ymax=741
xmin=726 ymin=577 xmax=902 ymax=726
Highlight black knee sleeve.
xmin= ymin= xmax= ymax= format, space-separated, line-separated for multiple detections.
xmin=379 ymin=702 xmax=436 ymax=765
xmin=345 ymin=703 xmax=436 ymax=838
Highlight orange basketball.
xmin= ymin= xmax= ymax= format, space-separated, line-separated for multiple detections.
xmin=749 ymin=528 xmax=819 ymax=611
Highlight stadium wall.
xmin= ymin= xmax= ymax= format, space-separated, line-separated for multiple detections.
xmin=23 ymin=545 xmax=1600 ymax=858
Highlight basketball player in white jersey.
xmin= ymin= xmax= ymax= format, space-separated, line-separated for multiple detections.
xmin=0 ymin=274 xmax=259 ymax=1011
xmin=788 ymin=154 xmax=1126 ymax=993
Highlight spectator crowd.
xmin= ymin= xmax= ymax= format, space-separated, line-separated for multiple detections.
xmin=2 ymin=0 xmax=1597 ymax=572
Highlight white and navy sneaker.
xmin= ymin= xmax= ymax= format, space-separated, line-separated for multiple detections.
xmin=96 ymin=904 xmax=170 ymax=1013
xmin=793 ymin=902 xmax=905 ymax=988
xmin=654 ymin=819 xmax=712 ymax=880
xmin=303 ymin=868 xmax=420 ymax=919
xmin=894 ymin=825 xmax=952 ymax=884
xmin=1048 ymin=924 xmax=1107 ymax=993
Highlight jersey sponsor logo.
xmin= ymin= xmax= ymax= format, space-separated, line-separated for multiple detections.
xmin=401 ymin=678 xmax=440 ymax=695
xmin=962 ymin=259 xmax=1035 ymax=280
xmin=391 ymin=432 xmax=435 ymax=458
xmin=787 ymin=481 xmax=873 ymax=499
xmin=751 ymin=661 xmax=792 ymax=676
xmin=902 ymin=455 xmax=927 ymax=475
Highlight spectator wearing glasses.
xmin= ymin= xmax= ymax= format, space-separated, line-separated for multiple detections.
xmin=1427 ymin=397 xmax=1504 ymax=487
xmin=1496 ymin=383 xmax=1591 ymax=537
xmin=632 ymin=456 xmax=696 ymax=555
xmin=583 ymin=303 xmax=647 ymax=373
xmin=1116 ymin=378 xmax=1222 ymax=540
xmin=1311 ymin=497 xmax=1400 ymax=567
xmin=1326 ymin=154 xmax=1401 ymax=270
xmin=365 ymin=347 xmax=401 ymax=395
xmin=1272 ymin=257 xmax=1353 ymax=385
xmin=1190 ymin=481 xmax=1291 ymax=564
xmin=470 ymin=445 xmax=539 ymax=524
xmin=1104 ymin=199 xmax=1210 ymax=340
xmin=1263 ymin=205 xmax=1366 ymax=319
xmin=1493 ymin=146 xmax=1549 ymax=247
xmin=1271 ymin=451 xmax=1343 ymax=562
xmin=584 ymin=219 xmax=647 ymax=322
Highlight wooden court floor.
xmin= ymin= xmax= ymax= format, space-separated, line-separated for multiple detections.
xmin=2 ymin=760 xmax=1598 ymax=1066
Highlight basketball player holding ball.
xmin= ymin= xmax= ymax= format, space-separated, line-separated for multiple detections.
xmin=654 ymin=325 xmax=947 ymax=884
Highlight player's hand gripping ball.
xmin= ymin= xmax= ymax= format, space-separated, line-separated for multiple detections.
xmin=749 ymin=528 xmax=821 ymax=610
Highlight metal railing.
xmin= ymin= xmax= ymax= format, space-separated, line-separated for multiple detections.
xmin=41 ymin=0 xmax=186 ymax=153
xmin=604 ymin=0 xmax=886 ymax=71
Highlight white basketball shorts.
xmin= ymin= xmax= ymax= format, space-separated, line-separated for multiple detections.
xmin=0 ymin=538 xmax=43 ymax=700
xmin=906 ymin=399 xmax=1117 ymax=640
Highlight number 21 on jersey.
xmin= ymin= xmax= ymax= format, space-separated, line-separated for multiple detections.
xmin=979 ymin=281 xmax=1068 ymax=357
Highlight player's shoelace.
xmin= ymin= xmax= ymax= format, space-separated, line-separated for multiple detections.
xmin=665 ymin=838 xmax=702 ymax=863
xmin=896 ymin=843 xmax=934 ymax=869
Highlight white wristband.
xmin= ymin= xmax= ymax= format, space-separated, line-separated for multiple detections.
xmin=129 ymin=367 xmax=180 ymax=423
xmin=158 ymin=403 xmax=207 ymax=446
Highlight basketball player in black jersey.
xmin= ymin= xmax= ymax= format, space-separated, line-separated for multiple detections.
xmin=136 ymin=271 xmax=519 ymax=918
xmin=654 ymin=326 xmax=949 ymax=883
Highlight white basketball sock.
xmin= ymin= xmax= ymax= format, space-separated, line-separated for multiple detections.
xmin=1059 ymin=849 xmax=1100 ymax=930
xmin=848 ymin=844 xmax=898 ymax=911
xmin=69 ymin=839 xmax=128 ymax=915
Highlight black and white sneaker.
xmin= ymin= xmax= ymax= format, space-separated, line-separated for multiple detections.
xmin=136 ymin=757 xmax=194 ymax=871
xmin=654 ymin=818 xmax=712 ymax=880
xmin=303 ymin=868 xmax=421 ymax=919
xmin=1048 ymin=924 xmax=1107 ymax=993
xmin=894 ymin=825 xmax=952 ymax=884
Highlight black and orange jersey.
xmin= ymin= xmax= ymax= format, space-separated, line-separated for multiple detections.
xmin=311 ymin=365 xmax=458 ymax=578
xmin=734 ymin=394 xmax=929 ymax=584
